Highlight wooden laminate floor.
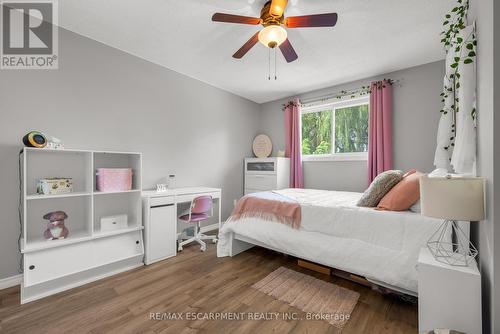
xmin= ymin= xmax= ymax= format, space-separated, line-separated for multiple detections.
xmin=0 ymin=244 xmax=418 ymax=334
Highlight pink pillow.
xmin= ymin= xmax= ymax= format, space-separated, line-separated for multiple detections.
xmin=377 ymin=170 xmax=421 ymax=211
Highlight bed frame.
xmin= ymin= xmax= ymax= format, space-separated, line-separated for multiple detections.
xmin=228 ymin=232 xmax=418 ymax=298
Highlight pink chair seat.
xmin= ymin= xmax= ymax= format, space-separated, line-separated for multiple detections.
xmin=177 ymin=196 xmax=216 ymax=252
xmin=179 ymin=213 xmax=210 ymax=223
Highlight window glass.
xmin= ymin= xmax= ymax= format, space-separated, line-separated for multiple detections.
xmin=334 ymin=104 xmax=369 ymax=153
xmin=301 ymin=110 xmax=332 ymax=155
xmin=301 ymin=100 xmax=369 ymax=157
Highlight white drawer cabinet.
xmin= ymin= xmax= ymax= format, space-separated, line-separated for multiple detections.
xmin=245 ymin=175 xmax=277 ymax=190
xmin=244 ymin=158 xmax=290 ymax=195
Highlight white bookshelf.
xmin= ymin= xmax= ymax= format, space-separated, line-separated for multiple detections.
xmin=20 ymin=147 xmax=144 ymax=303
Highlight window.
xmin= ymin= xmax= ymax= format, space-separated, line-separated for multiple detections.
xmin=301 ymin=98 xmax=369 ymax=161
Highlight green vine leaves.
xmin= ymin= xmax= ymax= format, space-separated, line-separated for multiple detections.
xmin=441 ymin=0 xmax=469 ymax=48
xmin=438 ymin=0 xmax=477 ymax=155
xmin=440 ymin=0 xmax=477 ymax=119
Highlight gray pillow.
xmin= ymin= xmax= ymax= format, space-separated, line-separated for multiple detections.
xmin=357 ymin=170 xmax=404 ymax=207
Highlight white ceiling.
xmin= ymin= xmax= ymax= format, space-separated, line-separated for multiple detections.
xmin=59 ymin=0 xmax=453 ymax=104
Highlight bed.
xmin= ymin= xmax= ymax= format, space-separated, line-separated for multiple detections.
xmin=217 ymin=188 xmax=450 ymax=295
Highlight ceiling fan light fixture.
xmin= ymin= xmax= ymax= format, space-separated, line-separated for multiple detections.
xmin=258 ymin=25 xmax=287 ymax=48
xmin=269 ymin=0 xmax=288 ymax=17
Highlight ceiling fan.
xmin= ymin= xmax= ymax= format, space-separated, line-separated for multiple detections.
xmin=211 ymin=0 xmax=338 ymax=63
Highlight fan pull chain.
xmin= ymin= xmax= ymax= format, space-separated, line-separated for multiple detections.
xmin=268 ymin=48 xmax=271 ymax=80
xmin=267 ymin=48 xmax=278 ymax=81
xmin=274 ymin=47 xmax=277 ymax=80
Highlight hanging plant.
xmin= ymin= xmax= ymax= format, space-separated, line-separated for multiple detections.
xmin=440 ymin=28 xmax=477 ymax=114
xmin=441 ymin=0 xmax=469 ymax=48
xmin=440 ymin=0 xmax=476 ymax=116
xmin=282 ymin=100 xmax=301 ymax=110
xmin=372 ymin=79 xmax=394 ymax=90
xmin=331 ymin=86 xmax=372 ymax=100
xmin=438 ymin=0 xmax=477 ymax=154
xmin=293 ymin=79 xmax=396 ymax=108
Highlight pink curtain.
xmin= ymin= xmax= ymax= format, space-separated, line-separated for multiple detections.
xmin=284 ymin=98 xmax=304 ymax=188
xmin=368 ymin=80 xmax=393 ymax=183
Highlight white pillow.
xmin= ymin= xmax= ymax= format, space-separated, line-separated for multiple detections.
xmin=428 ymin=168 xmax=449 ymax=177
xmin=428 ymin=168 xmax=473 ymax=178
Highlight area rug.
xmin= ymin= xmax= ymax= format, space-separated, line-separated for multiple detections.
xmin=252 ymin=266 xmax=360 ymax=329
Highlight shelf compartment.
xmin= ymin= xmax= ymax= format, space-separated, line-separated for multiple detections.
xmin=25 ymin=196 xmax=92 ymax=250
xmin=26 ymin=191 xmax=91 ymax=200
xmin=93 ymin=152 xmax=141 ymax=192
xmin=21 ymin=229 xmax=92 ymax=253
xmin=24 ymin=149 xmax=93 ymax=195
xmin=93 ymin=191 xmax=142 ymax=233
xmin=22 ymin=226 xmax=145 ymax=253
xmin=93 ymin=226 xmax=144 ymax=239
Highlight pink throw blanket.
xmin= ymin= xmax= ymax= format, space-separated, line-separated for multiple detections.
xmin=228 ymin=194 xmax=301 ymax=229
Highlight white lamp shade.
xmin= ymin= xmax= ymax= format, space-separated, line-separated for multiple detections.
xmin=420 ymin=175 xmax=485 ymax=221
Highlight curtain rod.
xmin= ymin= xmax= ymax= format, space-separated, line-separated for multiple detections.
xmin=299 ymin=78 xmax=403 ymax=107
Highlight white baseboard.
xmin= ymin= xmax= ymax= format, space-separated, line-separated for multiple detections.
xmin=0 ymin=274 xmax=22 ymax=290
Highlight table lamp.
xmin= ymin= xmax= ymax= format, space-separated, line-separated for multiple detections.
xmin=420 ymin=175 xmax=485 ymax=266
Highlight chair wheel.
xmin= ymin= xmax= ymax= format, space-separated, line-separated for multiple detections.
xmin=212 ymin=239 xmax=218 ymax=244
xmin=201 ymin=245 xmax=206 ymax=252
xmin=178 ymin=246 xmax=183 ymax=252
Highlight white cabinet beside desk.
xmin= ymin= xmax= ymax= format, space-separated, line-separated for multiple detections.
xmin=143 ymin=195 xmax=177 ymax=264
xmin=142 ymin=187 xmax=222 ymax=265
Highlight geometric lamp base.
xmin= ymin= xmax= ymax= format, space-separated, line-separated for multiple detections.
xmin=427 ymin=220 xmax=478 ymax=267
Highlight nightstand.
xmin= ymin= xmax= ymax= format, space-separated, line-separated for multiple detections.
xmin=417 ymin=247 xmax=482 ymax=334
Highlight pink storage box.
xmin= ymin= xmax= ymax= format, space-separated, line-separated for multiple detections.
xmin=96 ymin=168 xmax=133 ymax=192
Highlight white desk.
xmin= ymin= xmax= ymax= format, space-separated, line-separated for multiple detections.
xmin=142 ymin=187 xmax=222 ymax=265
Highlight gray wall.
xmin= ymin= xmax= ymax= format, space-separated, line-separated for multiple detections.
xmin=259 ymin=61 xmax=445 ymax=192
xmin=495 ymin=3 xmax=500 ymax=330
xmin=0 ymin=29 xmax=261 ymax=279
xmin=469 ymin=1 xmax=499 ymax=333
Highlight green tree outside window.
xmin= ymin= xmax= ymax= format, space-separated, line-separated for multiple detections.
xmin=301 ymin=103 xmax=369 ymax=156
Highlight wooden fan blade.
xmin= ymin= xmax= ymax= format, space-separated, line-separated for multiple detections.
xmin=279 ymin=38 xmax=298 ymax=63
xmin=212 ymin=13 xmax=261 ymax=25
xmin=233 ymin=32 xmax=260 ymax=59
xmin=269 ymin=0 xmax=289 ymax=17
xmin=286 ymin=13 xmax=338 ymax=28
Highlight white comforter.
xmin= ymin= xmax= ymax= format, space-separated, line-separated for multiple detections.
xmin=217 ymin=189 xmax=446 ymax=293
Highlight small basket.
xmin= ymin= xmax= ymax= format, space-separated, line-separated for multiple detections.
xmin=96 ymin=168 xmax=132 ymax=192
xmin=37 ymin=178 xmax=73 ymax=195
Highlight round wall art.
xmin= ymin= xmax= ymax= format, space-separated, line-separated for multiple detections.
xmin=252 ymin=134 xmax=273 ymax=158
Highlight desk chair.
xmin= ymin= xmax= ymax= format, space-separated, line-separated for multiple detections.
xmin=178 ymin=195 xmax=217 ymax=252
